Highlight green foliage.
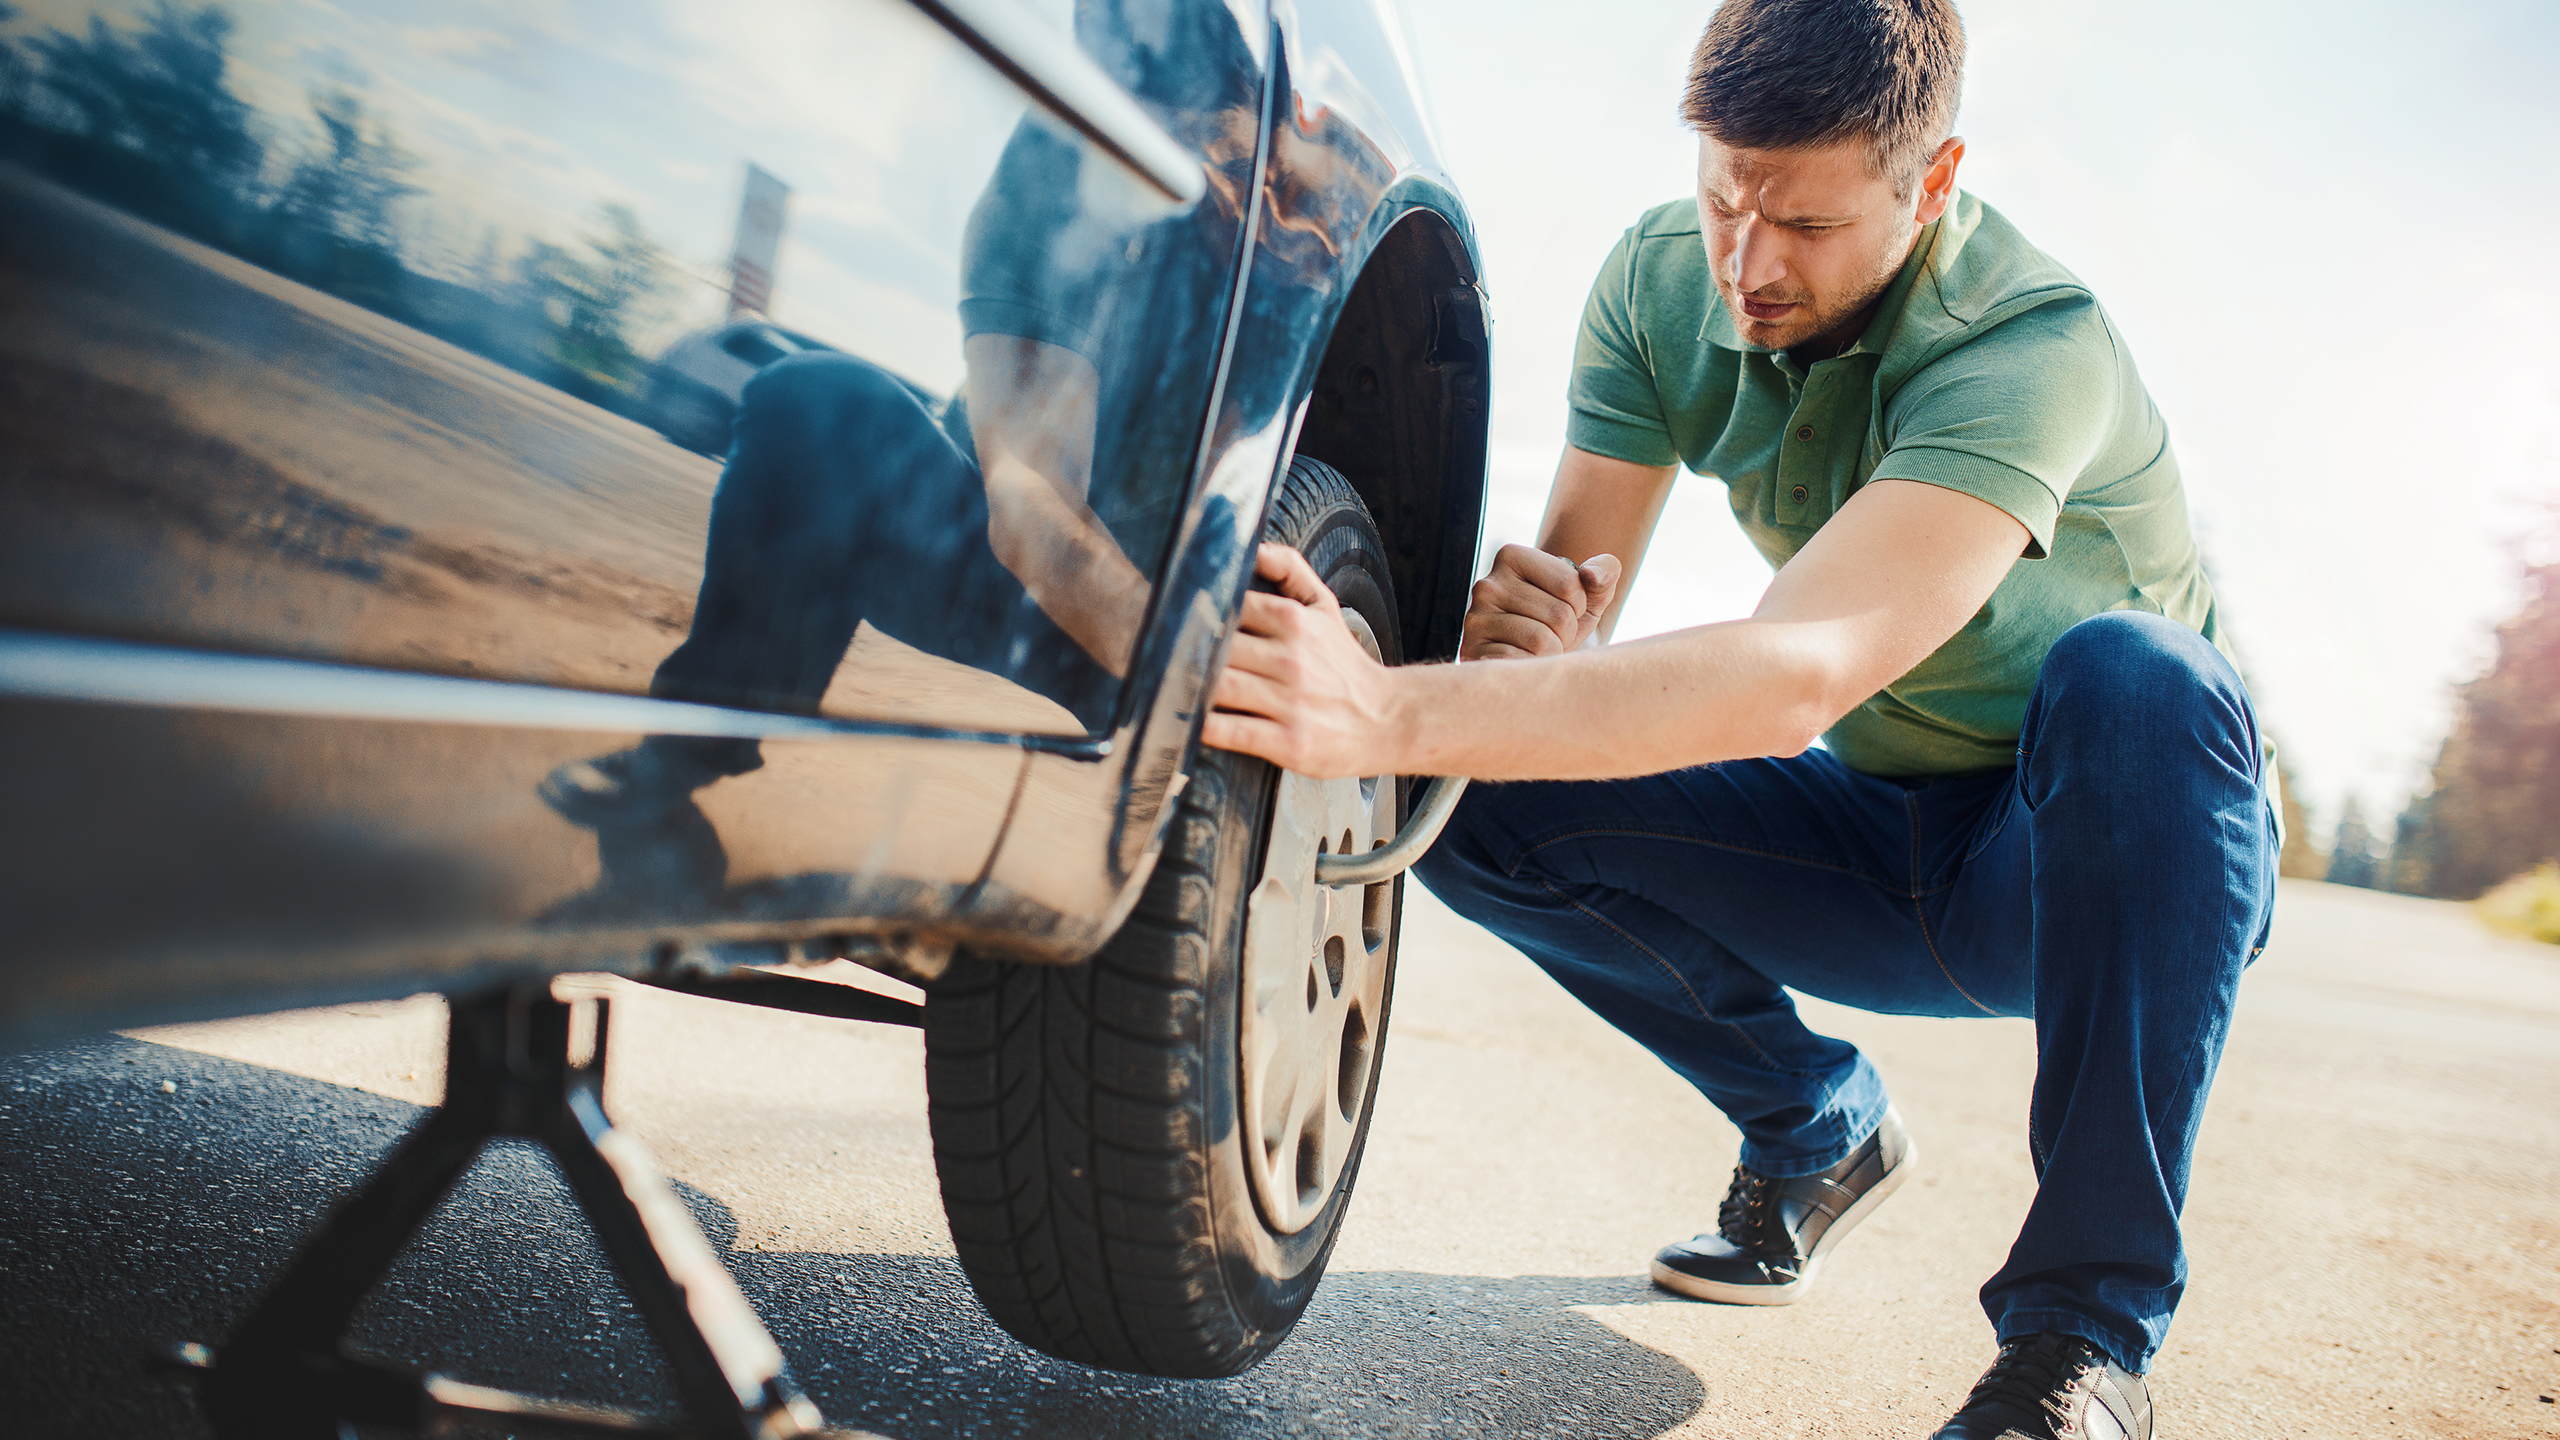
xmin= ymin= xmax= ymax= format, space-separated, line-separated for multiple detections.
xmin=18 ymin=1 xmax=262 ymax=242
xmin=2477 ymin=865 xmax=2560 ymax=946
xmin=530 ymin=203 xmax=678 ymax=400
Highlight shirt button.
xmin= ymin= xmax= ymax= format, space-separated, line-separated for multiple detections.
xmin=1791 ymin=485 xmax=1809 ymax=504
xmin=1795 ymin=425 xmax=1814 ymax=441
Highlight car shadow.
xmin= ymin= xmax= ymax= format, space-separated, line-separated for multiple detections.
xmin=0 ymin=1036 xmax=1705 ymax=1440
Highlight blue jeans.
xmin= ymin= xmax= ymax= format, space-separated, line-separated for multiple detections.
xmin=652 ymin=351 xmax=1118 ymax=757
xmin=1413 ymin=611 xmax=2277 ymax=1373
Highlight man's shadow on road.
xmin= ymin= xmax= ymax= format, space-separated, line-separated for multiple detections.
xmin=0 ymin=1037 xmax=1705 ymax=1440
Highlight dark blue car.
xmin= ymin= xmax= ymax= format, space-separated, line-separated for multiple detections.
xmin=0 ymin=0 xmax=1489 ymax=1417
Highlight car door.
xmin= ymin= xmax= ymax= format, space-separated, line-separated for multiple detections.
xmin=0 ymin=0 xmax=1265 ymax=1036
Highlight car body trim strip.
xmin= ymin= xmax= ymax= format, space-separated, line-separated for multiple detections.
xmin=903 ymin=0 xmax=1208 ymax=205
xmin=0 ymin=628 xmax=1105 ymax=754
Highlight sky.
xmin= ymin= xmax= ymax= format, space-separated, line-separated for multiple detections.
xmin=6 ymin=0 xmax=1061 ymax=393
xmin=1393 ymin=0 xmax=2560 ymax=833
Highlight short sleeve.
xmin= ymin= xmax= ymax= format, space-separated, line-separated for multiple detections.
xmin=1869 ymin=293 xmax=2121 ymax=560
xmin=1565 ymin=228 xmax=1680 ymax=468
xmin=959 ymin=121 xmax=1108 ymax=355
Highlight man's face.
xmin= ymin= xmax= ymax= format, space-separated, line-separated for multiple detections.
xmin=1695 ymin=133 xmax=1962 ymax=354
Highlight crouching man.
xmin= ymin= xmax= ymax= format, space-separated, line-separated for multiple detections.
xmin=1204 ymin=0 xmax=2275 ymax=1434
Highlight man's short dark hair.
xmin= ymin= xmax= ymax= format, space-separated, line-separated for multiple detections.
xmin=1681 ymin=0 xmax=1965 ymax=196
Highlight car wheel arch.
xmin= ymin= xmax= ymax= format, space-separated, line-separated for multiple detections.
xmin=1287 ymin=192 xmax=1490 ymax=669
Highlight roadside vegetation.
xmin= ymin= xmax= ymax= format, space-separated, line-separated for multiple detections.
xmin=2477 ymin=865 xmax=2560 ymax=946
xmin=2310 ymin=529 xmax=2560 ymax=943
xmin=0 ymin=1 xmax=681 ymax=416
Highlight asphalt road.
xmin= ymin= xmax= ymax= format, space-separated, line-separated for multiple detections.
xmin=4 ymin=878 xmax=2556 ymax=1439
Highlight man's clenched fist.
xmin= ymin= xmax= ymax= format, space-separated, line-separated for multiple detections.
xmin=1462 ymin=544 xmax=1622 ymax=660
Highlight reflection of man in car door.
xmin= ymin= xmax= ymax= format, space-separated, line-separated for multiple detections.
xmin=540 ymin=0 xmax=1261 ymax=884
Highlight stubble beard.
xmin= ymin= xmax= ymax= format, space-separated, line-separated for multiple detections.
xmin=1716 ymin=234 xmax=1912 ymax=356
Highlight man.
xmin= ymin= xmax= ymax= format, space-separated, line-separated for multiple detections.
xmin=540 ymin=0 xmax=1270 ymax=874
xmin=1203 ymin=0 xmax=2275 ymax=1435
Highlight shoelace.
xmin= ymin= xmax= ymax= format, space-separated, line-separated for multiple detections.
xmin=1713 ymin=1164 xmax=1789 ymax=1256
xmin=1958 ymin=1334 xmax=2102 ymax=1436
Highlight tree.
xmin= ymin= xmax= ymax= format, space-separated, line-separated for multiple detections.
xmin=277 ymin=86 xmax=420 ymax=254
xmin=0 ymin=4 xmax=31 ymax=123
xmin=2393 ymin=553 xmax=2560 ymax=899
xmin=23 ymin=2 xmax=261 ymax=240
xmin=266 ymin=85 xmax=422 ymax=310
xmin=2383 ymin=793 xmax=2434 ymax=896
xmin=2326 ymin=798 xmax=2383 ymax=890
xmin=532 ymin=203 xmax=676 ymax=401
xmin=2275 ymin=758 xmax=2327 ymax=880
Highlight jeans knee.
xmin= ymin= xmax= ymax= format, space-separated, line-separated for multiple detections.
xmin=742 ymin=349 xmax=890 ymax=404
xmin=2041 ymin=612 xmax=2245 ymax=719
xmin=1412 ymin=782 xmax=1522 ymax=906
xmin=723 ymin=352 xmax=974 ymax=528
xmin=2025 ymin=612 xmax=2262 ymax=788
xmin=737 ymin=352 xmax=925 ymax=441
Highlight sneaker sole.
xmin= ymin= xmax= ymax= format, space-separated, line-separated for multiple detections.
xmin=1648 ymin=1254 xmax=1821 ymax=1305
xmin=1647 ymin=1133 xmax=1917 ymax=1306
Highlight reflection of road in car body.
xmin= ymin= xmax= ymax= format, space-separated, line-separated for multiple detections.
xmin=537 ymin=0 xmax=1272 ymax=901
xmin=0 ymin=0 xmax=1252 ymax=742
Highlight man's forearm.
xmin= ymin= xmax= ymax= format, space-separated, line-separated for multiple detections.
xmin=1205 ymin=480 xmax=2024 ymax=785
xmin=984 ymin=464 xmax=1149 ymax=677
xmin=1537 ymin=448 xmax=1678 ymax=644
xmin=1385 ymin=618 xmax=1839 ymax=780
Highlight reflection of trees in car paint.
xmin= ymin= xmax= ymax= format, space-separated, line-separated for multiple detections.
xmin=0 ymin=0 xmax=1268 ymax=748
xmin=1 ymin=0 xmax=1056 ymax=386
xmin=0 ymin=3 xmax=683 ymax=417
xmin=529 ymin=204 xmax=681 ymax=405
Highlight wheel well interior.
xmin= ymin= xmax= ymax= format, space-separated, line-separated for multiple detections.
xmin=1291 ymin=210 xmax=1489 ymax=665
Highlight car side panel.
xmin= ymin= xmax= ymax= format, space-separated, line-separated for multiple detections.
xmin=0 ymin=692 xmax=1024 ymax=1047
xmin=0 ymin=0 xmax=1268 ymax=1042
xmin=0 ymin=0 xmax=1250 ymax=737
xmin=0 ymin=0 xmax=1487 ymax=1040
xmin=968 ymin=6 xmax=1492 ymax=960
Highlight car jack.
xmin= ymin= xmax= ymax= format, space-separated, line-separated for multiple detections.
xmin=162 ymin=982 xmax=877 ymax=1439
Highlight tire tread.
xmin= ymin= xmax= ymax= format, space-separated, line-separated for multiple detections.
xmin=925 ymin=458 xmax=1390 ymax=1377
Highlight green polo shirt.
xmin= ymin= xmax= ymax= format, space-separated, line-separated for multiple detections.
xmin=1569 ymin=190 xmax=2230 ymax=776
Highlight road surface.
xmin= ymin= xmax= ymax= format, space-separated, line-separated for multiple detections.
xmin=3 ymin=878 xmax=2555 ymax=1437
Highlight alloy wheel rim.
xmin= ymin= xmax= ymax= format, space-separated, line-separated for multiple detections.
xmin=1237 ymin=608 xmax=1398 ymax=1235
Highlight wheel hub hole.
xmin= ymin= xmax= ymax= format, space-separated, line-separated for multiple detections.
xmin=1323 ymin=934 xmax=1346 ymax=996
xmin=1295 ymin=1124 xmax=1324 ymax=1204
xmin=1337 ymin=1003 xmax=1369 ymax=1120
xmin=1362 ymin=879 xmax=1391 ymax=950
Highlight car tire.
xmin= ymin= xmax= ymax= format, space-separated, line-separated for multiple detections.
xmin=924 ymin=455 xmax=1404 ymax=1378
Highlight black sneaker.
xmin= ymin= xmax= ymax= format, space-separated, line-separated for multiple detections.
xmin=1649 ymin=1107 xmax=1912 ymax=1304
xmin=540 ymin=738 xmax=745 ymax=827
xmin=1930 ymin=1332 xmax=2152 ymax=1440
